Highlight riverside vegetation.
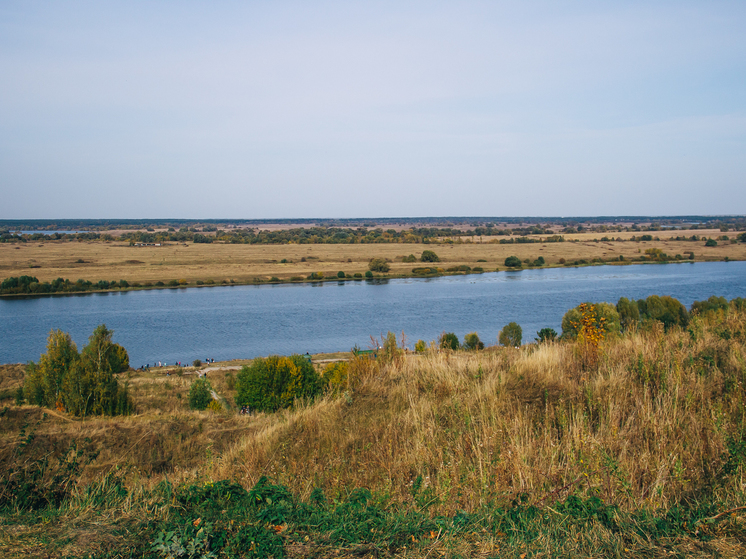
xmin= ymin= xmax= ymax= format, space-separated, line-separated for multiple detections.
xmin=1 ymin=297 xmax=746 ymax=557
xmin=2 ymin=224 xmax=746 ymax=296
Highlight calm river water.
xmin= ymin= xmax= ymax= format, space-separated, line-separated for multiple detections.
xmin=1 ymin=262 xmax=744 ymax=366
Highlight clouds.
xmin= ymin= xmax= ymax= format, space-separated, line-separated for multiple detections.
xmin=1 ymin=1 xmax=745 ymax=218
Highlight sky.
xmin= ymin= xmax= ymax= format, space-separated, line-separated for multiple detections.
xmin=1 ymin=1 xmax=745 ymax=219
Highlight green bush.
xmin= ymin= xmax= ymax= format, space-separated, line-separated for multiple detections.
xmin=193 ymin=359 xmax=202 ymax=367
xmin=617 ymin=297 xmax=640 ymax=332
xmin=420 ymin=250 xmax=439 ymax=262
xmin=463 ymin=332 xmax=484 ymax=350
xmin=414 ymin=340 xmax=427 ymax=353
xmin=536 ymin=328 xmax=557 ymax=343
xmin=364 ymin=271 xmax=373 ymax=278
xmin=504 ymin=256 xmax=522 ymax=268
xmin=439 ymin=332 xmax=460 ymax=351
xmin=499 ymin=322 xmax=522 ymax=346
xmin=368 ymin=258 xmax=390 ymax=273
xmin=337 ymin=271 xmax=346 ymax=278
xmin=402 ymin=254 xmax=417 ymax=263
xmin=235 ymin=355 xmax=322 ymax=413
xmin=188 ymin=378 xmax=213 ymax=410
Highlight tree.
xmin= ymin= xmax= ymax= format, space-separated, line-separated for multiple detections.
xmin=616 ymin=297 xmax=640 ymax=332
xmin=414 ymin=340 xmax=427 ymax=353
xmin=420 ymin=250 xmax=439 ymax=263
xmin=536 ymin=328 xmax=557 ymax=343
xmin=463 ymin=332 xmax=484 ymax=350
xmin=235 ymin=355 xmax=322 ymax=413
xmin=640 ymin=295 xmax=689 ymax=331
xmin=337 ymin=271 xmax=346 ymax=278
xmin=504 ymin=256 xmax=522 ymax=268
xmin=368 ymin=258 xmax=390 ymax=273
xmin=188 ymin=378 xmax=213 ymax=410
xmin=705 ymin=238 xmax=717 ymax=247
xmin=439 ymin=332 xmax=460 ymax=350
xmin=23 ymin=325 xmax=133 ymax=417
xmin=499 ymin=322 xmax=522 ymax=346
xmin=561 ymin=303 xmax=620 ymax=340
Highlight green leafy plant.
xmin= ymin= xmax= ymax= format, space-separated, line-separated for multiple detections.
xmin=499 ymin=322 xmax=522 ymax=346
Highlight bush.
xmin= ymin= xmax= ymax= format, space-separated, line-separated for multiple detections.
xmin=463 ymin=332 xmax=484 ymax=350
xmin=188 ymin=378 xmax=213 ymax=410
xmin=368 ymin=258 xmax=390 ymax=273
xmin=414 ymin=340 xmax=427 ymax=353
xmin=420 ymin=250 xmax=439 ymax=262
xmin=337 ymin=271 xmax=345 ymax=278
xmin=193 ymin=359 xmax=202 ymax=367
xmin=536 ymin=328 xmax=557 ymax=343
xmin=504 ymin=256 xmax=522 ymax=268
xmin=439 ymin=332 xmax=460 ymax=351
xmin=402 ymin=254 xmax=417 ymax=263
xmin=235 ymin=355 xmax=322 ymax=413
xmin=499 ymin=322 xmax=522 ymax=346
xmin=616 ymin=297 xmax=640 ymax=332
xmin=307 ymin=272 xmax=324 ymax=280
xmin=705 ymin=238 xmax=717 ymax=247
xmin=322 ymin=361 xmax=349 ymax=391
xmin=562 ymin=302 xmax=620 ymax=340
xmin=364 ymin=271 xmax=373 ymax=278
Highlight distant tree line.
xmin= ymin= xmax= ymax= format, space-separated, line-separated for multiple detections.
xmin=1 ymin=276 xmax=130 ymax=295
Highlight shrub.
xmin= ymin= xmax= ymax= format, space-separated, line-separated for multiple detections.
xmin=307 ymin=272 xmax=324 ymax=280
xmin=354 ymin=273 xmax=362 ymax=278
xmin=638 ymin=295 xmax=689 ymax=331
xmin=188 ymin=378 xmax=213 ymax=410
xmin=691 ymin=295 xmax=729 ymax=316
xmin=368 ymin=258 xmax=390 ymax=273
xmin=705 ymin=238 xmax=717 ymax=247
xmin=414 ymin=340 xmax=427 ymax=353
xmin=364 ymin=271 xmax=373 ymax=278
xmin=504 ymin=256 xmax=522 ymax=268
xmin=337 ymin=271 xmax=345 ymax=278
xmin=402 ymin=254 xmax=417 ymax=263
xmin=562 ymin=302 xmax=620 ymax=340
xmin=463 ymin=332 xmax=484 ymax=350
xmin=439 ymin=332 xmax=460 ymax=351
xmin=420 ymin=250 xmax=440 ymax=262
xmin=616 ymin=297 xmax=640 ymax=332
xmin=536 ymin=328 xmax=557 ymax=343
xmin=235 ymin=355 xmax=322 ymax=413
xmin=499 ymin=322 xmax=522 ymax=346
xmin=322 ymin=361 xmax=349 ymax=391
xmin=193 ymin=359 xmax=202 ymax=367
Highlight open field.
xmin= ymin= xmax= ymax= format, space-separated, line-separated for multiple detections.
xmin=1 ymin=228 xmax=744 ymax=289
xmin=2 ymin=307 xmax=746 ymax=557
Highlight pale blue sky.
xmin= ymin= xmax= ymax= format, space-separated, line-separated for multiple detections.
xmin=1 ymin=1 xmax=745 ymax=219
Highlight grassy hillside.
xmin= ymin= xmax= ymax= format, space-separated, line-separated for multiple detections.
xmin=2 ymin=308 xmax=746 ymax=557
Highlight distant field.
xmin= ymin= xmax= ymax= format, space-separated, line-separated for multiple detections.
xmin=1 ymin=228 xmax=744 ymax=287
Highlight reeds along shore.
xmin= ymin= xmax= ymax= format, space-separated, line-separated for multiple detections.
xmin=2 ymin=307 xmax=746 ymax=557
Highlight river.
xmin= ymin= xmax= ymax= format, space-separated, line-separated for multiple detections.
xmin=1 ymin=262 xmax=744 ymax=366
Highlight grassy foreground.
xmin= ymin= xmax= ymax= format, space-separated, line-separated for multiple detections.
xmin=2 ymin=309 xmax=746 ymax=557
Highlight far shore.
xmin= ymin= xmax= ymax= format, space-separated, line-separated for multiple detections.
xmin=1 ymin=228 xmax=744 ymax=297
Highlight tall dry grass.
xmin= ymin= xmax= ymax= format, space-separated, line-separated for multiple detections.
xmin=212 ymin=309 xmax=746 ymax=515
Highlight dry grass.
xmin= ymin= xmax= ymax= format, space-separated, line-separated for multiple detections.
xmin=1 ymin=228 xmax=743 ymax=286
xmin=2 ymin=311 xmax=746 ymax=557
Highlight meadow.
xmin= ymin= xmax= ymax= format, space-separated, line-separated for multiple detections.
xmin=2 ymin=305 xmax=746 ymax=557
xmin=1 ymin=228 xmax=744 ymax=290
